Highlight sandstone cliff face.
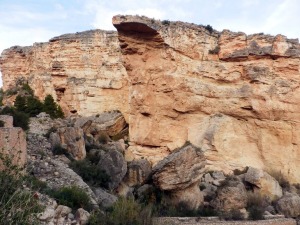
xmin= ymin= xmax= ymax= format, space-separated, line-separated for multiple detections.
xmin=0 ymin=30 xmax=129 ymax=118
xmin=112 ymin=15 xmax=300 ymax=182
xmin=2 ymin=15 xmax=300 ymax=183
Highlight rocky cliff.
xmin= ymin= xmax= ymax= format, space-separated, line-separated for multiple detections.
xmin=2 ymin=15 xmax=300 ymax=183
xmin=0 ymin=115 xmax=26 ymax=167
xmin=0 ymin=30 xmax=129 ymax=118
xmin=112 ymin=15 xmax=300 ymax=182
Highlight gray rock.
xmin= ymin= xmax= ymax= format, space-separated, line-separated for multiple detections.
xmin=75 ymin=208 xmax=90 ymax=225
xmin=276 ymin=192 xmax=300 ymax=217
xmin=212 ymin=171 xmax=225 ymax=180
xmin=98 ymin=149 xmax=127 ymax=190
xmin=204 ymin=173 xmax=213 ymax=183
xmin=55 ymin=205 xmax=72 ymax=218
xmin=211 ymin=177 xmax=247 ymax=212
xmin=152 ymin=144 xmax=206 ymax=191
xmin=94 ymin=188 xmax=118 ymax=208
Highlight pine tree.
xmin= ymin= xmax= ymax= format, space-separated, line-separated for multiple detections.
xmin=14 ymin=95 xmax=27 ymax=112
xmin=25 ymin=96 xmax=43 ymax=117
xmin=43 ymin=94 xmax=64 ymax=119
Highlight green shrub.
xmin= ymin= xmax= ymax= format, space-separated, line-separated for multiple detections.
xmin=52 ymin=144 xmax=68 ymax=156
xmin=25 ymin=96 xmax=43 ymax=117
xmin=89 ymin=198 xmax=150 ymax=225
xmin=162 ymin=20 xmax=170 ymax=25
xmin=0 ymin=106 xmax=30 ymax=130
xmin=205 ymin=24 xmax=213 ymax=33
xmin=21 ymin=83 xmax=34 ymax=96
xmin=43 ymin=94 xmax=64 ymax=119
xmin=0 ymin=120 xmax=4 ymax=127
xmin=46 ymin=186 xmax=92 ymax=211
xmin=246 ymin=192 xmax=265 ymax=220
xmin=5 ymin=88 xmax=18 ymax=96
xmin=69 ymin=159 xmax=110 ymax=189
xmin=0 ymin=153 xmax=43 ymax=224
xmin=23 ymin=175 xmax=48 ymax=192
xmin=0 ymin=88 xmax=3 ymax=106
xmin=14 ymin=95 xmax=27 ymax=112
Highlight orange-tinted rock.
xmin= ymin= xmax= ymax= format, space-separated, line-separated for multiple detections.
xmin=0 ymin=30 xmax=129 ymax=118
xmin=112 ymin=15 xmax=300 ymax=183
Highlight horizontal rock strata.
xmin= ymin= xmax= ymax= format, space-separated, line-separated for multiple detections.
xmin=112 ymin=15 xmax=300 ymax=182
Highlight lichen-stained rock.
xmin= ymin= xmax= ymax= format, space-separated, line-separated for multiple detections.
xmin=112 ymin=15 xmax=300 ymax=183
xmin=211 ymin=178 xmax=247 ymax=212
xmin=74 ymin=111 xmax=127 ymax=143
xmin=244 ymin=167 xmax=282 ymax=200
xmin=124 ymin=159 xmax=151 ymax=187
xmin=152 ymin=144 xmax=206 ymax=191
xmin=0 ymin=30 xmax=129 ymax=118
xmin=56 ymin=127 xmax=86 ymax=160
xmin=98 ymin=149 xmax=127 ymax=190
xmin=276 ymin=193 xmax=300 ymax=218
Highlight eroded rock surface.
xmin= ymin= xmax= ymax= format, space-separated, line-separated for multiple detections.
xmin=245 ymin=167 xmax=282 ymax=200
xmin=152 ymin=144 xmax=206 ymax=208
xmin=112 ymin=15 xmax=300 ymax=182
xmin=2 ymin=15 xmax=300 ymax=183
xmin=0 ymin=30 xmax=129 ymax=118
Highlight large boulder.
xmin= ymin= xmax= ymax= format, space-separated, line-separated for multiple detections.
xmin=98 ymin=149 xmax=127 ymax=190
xmin=75 ymin=208 xmax=90 ymax=225
xmin=93 ymin=188 xmax=118 ymax=208
xmin=276 ymin=193 xmax=300 ymax=217
xmin=55 ymin=127 xmax=86 ymax=160
xmin=75 ymin=111 xmax=127 ymax=144
xmin=211 ymin=177 xmax=247 ymax=212
xmin=245 ymin=167 xmax=282 ymax=200
xmin=152 ymin=144 xmax=206 ymax=190
xmin=152 ymin=144 xmax=206 ymax=209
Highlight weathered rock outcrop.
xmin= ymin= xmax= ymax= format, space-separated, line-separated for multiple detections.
xmin=0 ymin=115 xmax=26 ymax=167
xmin=2 ymin=15 xmax=300 ymax=184
xmin=152 ymin=144 xmax=206 ymax=208
xmin=112 ymin=15 xmax=300 ymax=183
xmin=244 ymin=167 xmax=282 ymax=200
xmin=0 ymin=30 xmax=129 ymax=118
xmin=276 ymin=193 xmax=300 ymax=217
xmin=211 ymin=178 xmax=248 ymax=212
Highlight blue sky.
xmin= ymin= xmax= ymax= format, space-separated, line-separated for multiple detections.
xmin=1 ymin=0 xmax=300 ymax=86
